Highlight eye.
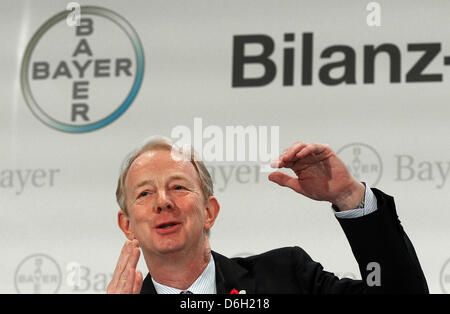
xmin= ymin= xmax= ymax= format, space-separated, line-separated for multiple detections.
xmin=138 ymin=191 xmax=150 ymax=198
xmin=173 ymin=185 xmax=185 ymax=190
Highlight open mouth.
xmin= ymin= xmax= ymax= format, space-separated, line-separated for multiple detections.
xmin=158 ymin=222 xmax=179 ymax=229
xmin=155 ymin=221 xmax=182 ymax=234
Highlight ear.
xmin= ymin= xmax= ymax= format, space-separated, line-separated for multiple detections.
xmin=204 ymin=196 xmax=220 ymax=232
xmin=118 ymin=210 xmax=136 ymax=241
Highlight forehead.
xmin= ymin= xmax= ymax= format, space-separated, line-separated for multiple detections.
xmin=125 ymin=149 xmax=200 ymax=188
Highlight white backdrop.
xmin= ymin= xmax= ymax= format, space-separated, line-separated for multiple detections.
xmin=1 ymin=0 xmax=449 ymax=293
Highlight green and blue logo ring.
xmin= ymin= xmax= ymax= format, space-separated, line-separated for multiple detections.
xmin=21 ymin=6 xmax=145 ymax=133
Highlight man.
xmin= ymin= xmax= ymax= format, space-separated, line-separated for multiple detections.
xmin=106 ymin=137 xmax=428 ymax=294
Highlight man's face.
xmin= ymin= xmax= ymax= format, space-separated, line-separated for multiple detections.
xmin=123 ymin=149 xmax=209 ymax=256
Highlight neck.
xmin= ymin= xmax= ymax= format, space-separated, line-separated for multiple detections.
xmin=143 ymin=237 xmax=211 ymax=290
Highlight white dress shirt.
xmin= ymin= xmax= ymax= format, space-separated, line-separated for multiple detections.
xmin=152 ymin=254 xmax=217 ymax=294
xmin=333 ymin=183 xmax=378 ymax=219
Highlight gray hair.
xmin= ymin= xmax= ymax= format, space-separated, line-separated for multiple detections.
xmin=116 ymin=136 xmax=214 ymax=215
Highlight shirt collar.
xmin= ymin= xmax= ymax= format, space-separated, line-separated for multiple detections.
xmin=151 ymin=254 xmax=216 ymax=294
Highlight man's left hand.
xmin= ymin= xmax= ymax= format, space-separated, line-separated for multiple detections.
xmin=268 ymin=142 xmax=365 ymax=211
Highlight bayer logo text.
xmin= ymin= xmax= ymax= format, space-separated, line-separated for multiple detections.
xmin=21 ymin=6 xmax=144 ymax=133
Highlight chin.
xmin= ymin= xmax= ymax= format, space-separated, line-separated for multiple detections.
xmin=156 ymin=244 xmax=185 ymax=256
xmin=154 ymin=237 xmax=185 ymax=255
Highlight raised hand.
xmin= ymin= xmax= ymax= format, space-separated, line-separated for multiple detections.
xmin=268 ymin=142 xmax=365 ymax=211
xmin=107 ymin=239 xmax=143 ymax=294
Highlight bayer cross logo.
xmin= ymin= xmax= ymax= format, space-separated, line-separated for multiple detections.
xmin=440 ymin=258 xmax=450 ymax=294
xmin=14 ymin=254 xmax=62 ymax=294
xmin=21 ymin=6 xmax=144 ymax=133
xmin=337 ymin=143 xmax=383 ymax=187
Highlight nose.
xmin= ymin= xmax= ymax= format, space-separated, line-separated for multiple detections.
xmin=154 ymin=190 xmax=174 ymax=213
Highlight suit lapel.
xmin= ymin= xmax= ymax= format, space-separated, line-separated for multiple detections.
xmin=212 ymin=251 xmax=255 ymax=294
xmin=140 ymin=272 xmax=157 ymax=294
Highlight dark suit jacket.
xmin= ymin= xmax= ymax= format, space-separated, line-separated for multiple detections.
xmin=140 ymin=188 xmax=428 ymax=294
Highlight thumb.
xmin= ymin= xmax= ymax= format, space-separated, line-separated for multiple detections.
xmin=268 ymin=171 xmax=304 ymax=194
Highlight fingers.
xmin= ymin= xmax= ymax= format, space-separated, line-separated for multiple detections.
xmin=107 ymin=239 xmax=141 ymax=294
xmin=277 ymin=142 xmax=308 ymax=167
xmin=133 ymin=270 xmax=143 ymax=294
xmin=268 ymin=171 xmax=304 ymax=194
xmin=272 ymin=142 xmax=331 ymax=169
xmin=119 ymin=243 xmax=140 ymax=293
xmin=111 ymin=240 xmax=136 ymax=286
xmin=295 ymin=143 xmax=330 ymax=161
xmin=118 ymin=265 xmax=136 ymax=293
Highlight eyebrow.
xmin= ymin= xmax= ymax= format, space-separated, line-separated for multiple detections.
xmin=132 ymin=174 xmax=190 ymax=191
